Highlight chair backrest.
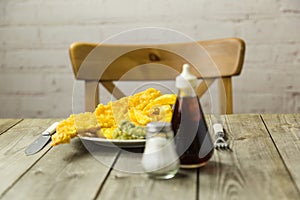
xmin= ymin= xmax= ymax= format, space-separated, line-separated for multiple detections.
xmin=69 ymin=38 xmax=245 ymax=114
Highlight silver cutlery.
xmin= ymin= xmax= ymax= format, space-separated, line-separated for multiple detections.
xmin=213 ymin=123 xmax=229 ymax=149
xmin=25 ymin=122 xmax=59 ymax=156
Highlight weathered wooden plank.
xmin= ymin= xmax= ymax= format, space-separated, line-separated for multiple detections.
xmin=97 ymin=116 xmax=215 ymax=199
xmin=98 ymin=164 xmax=197 ymax=200
xmin=97 ymin=141 xmax=198 ymax=199
xmin=261 ymin=114 xmax=300 ymax=193
xmin=1 ymin=138 xmax=119 ymax=200
xmin=1 ymin=115 xmax=299 ymax=200
xmin=0 ymin=119 xmax=22 ymax=135
xmin=199 ymin=114 xmax=299 ymax=200
xmin=0 ymin=119 xmax=59 ymax=196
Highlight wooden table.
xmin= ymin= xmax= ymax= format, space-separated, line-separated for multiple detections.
xmin=0 ymin=114 xmax=300 ymax=200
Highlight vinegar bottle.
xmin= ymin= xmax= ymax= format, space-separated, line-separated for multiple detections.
xmin=171 ymin=64 xmax=214 ymax=168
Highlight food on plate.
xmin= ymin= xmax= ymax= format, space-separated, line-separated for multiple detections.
xmin=128 ymin=88 xmax=161 ymax=111
xmin=51 ymin=88 xmax=176 ymax=146
xmin=74 ymin=112 xmax=101 ymax=134
xmin=112 ymin=120 xmax=146 ymax=140
xmin=149 ymin=105 xmax=173 ymax=122
xmin=130 ymin=108 xmax=151 ymax=125
xmin=94 ymin=102 xmax=117 ymax=128
xmin=51 ymin=114 xmax=76 ymax=146
xmin=99 ymin=127 xmax=115 ymax=139
xmin=143 ymin=94 xmax=176 ymax=113
xmin=51 ymin=112 xmax=101 ymax=146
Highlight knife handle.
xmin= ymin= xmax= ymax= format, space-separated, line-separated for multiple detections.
xmin=42 ymin=122 xmax=59 ymax=136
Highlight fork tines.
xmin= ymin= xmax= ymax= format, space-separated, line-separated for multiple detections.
xmin=214 ymin=137 xmax=229 ymax=149
xmin=213 ymin=123 xmax=229 ymax=150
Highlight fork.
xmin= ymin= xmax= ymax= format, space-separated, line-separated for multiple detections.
xmin=213 ymin=123 xmax=229 ymax=149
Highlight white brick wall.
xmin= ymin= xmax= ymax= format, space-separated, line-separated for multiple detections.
xmin=0 ymin=0 xmax=299 ymax=117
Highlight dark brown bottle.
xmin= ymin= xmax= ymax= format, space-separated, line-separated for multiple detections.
xmin=172 ymin=96 xmax=214 ymax=168
xmin=171 ymin=64 xmax=214 ymax=168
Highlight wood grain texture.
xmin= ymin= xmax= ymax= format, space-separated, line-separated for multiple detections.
xmin=196 ymin=78 xmax=215 ymax=99
xmin=1 ymin=115 xmax=300 ymax=200
xmin=199 ymin=114 xmax=299 ymax=200
xmin=98 ymin=155 xmax=197 ymax=200
xmin=0 ymin=119 xmax=59 ymax=197
xmin=85 ymin=80 xmax=99 ymax=112
xmin=1 ymin=139 xmax=119 ymax=200
xmin=98 ymin=115 xmax=210 ymax=200
xmin=261 ymin=114 xmax=300 ymax=194
xmin=69 ymin=38 xmax=245 ymax=114
xmin=0 ymin=119 xmax=22 ymax=135
xmin=218 ymin=77 xmax=233 ymax=114
xmin=69 ymin=38 xmax=245 ymax=80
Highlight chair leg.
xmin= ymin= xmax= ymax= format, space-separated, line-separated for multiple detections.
xmin=218 ymin=77 xmax=233 ymax=114
xmin=102 ymin=81 xmax=126 ymax=99
xmin=85 ymin=81 xmax=99 ymax=112
xmin=196 ymin=78 xmax=215 ymax=99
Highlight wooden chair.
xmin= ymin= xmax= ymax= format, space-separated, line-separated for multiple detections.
xmin=69 ymin=38 xmax=245 ymax=114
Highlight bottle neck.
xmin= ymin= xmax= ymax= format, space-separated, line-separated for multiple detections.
xmin=177 ymin=87 xmax=197 ymax=97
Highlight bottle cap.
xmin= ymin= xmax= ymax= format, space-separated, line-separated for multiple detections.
xmin=146 ymin=122 xmax=171 ymax=133
xmin=175 ymin=64 xmax=198 ymax=89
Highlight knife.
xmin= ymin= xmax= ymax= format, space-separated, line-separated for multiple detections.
xmin=25 ymin=122 xmax=59 ymax=156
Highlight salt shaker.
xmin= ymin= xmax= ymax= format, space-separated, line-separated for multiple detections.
xmin=141 ymin=122 xmax=179 ymax=179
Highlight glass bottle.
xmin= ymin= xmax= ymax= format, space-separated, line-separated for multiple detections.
xmin=141 ymin=122 xmax=179 ymax=179
xmin=171 ymin=64 xmax=214 ymax=168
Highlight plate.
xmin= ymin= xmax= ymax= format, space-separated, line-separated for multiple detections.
xmin=79 ymin=136 xmax=146 ymax=148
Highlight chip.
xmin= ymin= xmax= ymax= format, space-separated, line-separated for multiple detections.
xmin=52 ymin=88 xmax=177 ymax=145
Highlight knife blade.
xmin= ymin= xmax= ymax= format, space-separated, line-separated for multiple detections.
xmin=25 ymin=122 xmax=59 ymax=156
